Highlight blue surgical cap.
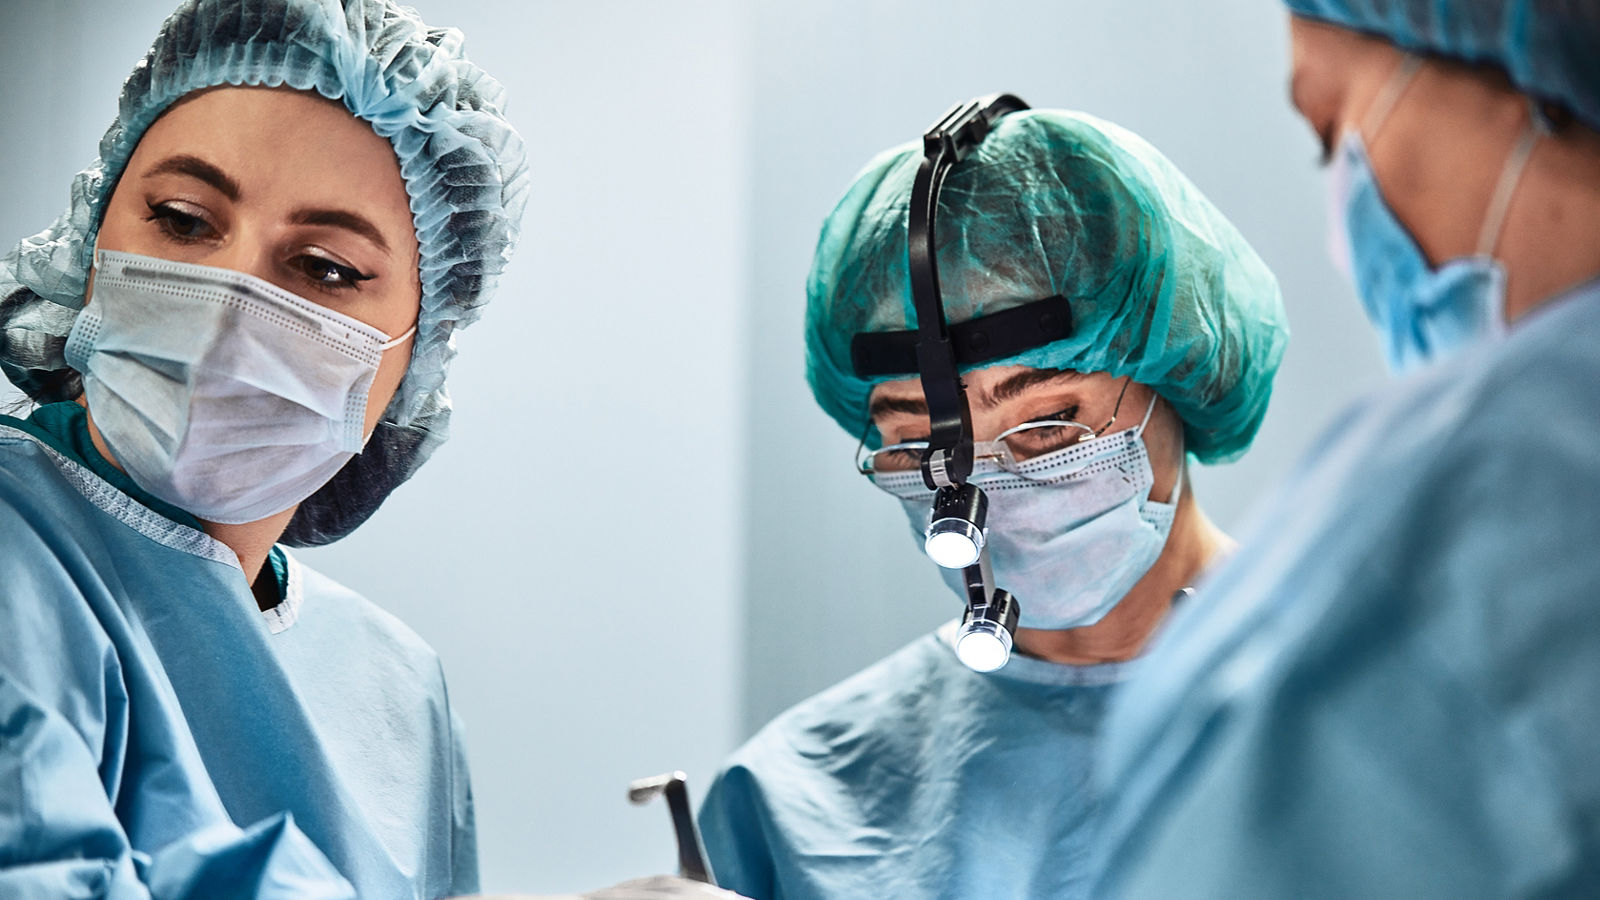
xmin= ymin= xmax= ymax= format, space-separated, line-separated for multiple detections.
xmin=1286 ymin=0 xmax=1600 ymax=132
xmin=0 ymin=0 xmax=531 ymax=544
xmin=806 ymin=110 xmax=1287 ymax=465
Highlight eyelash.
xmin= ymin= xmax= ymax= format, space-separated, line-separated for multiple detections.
xmin=293 ymin=252 xmax=375 ymax=293
xmin=1036 ymin=405 xmax=1079 ymax=424
xmin=145 ymin=201 xmax=216 ymax=244
xmin=142 ymin=202 xmax=375 ymax=294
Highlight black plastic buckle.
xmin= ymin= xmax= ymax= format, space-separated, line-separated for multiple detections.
xmin=922 ymin=93 xmax=1031 ymax=165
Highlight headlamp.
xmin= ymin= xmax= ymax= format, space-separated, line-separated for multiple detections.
xmin=848 ymin=93 xmax=1060 ymax=672
xmin=925 ymin=483 xmax=987 ymax=569
xmin=955 ymin=589 xmax=1018 ymax=673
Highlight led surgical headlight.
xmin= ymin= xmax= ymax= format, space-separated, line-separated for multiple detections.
xmin=846 ymin=92 xmax=1070 ymax=673
xmin=955 ymin=589 xmax=1019 ymax=673
xmin=925 ymin=483 xmax=987 ymax=569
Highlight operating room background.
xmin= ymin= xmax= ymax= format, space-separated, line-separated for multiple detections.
xmin=0 ymin=0 xmax=1382 ymax=893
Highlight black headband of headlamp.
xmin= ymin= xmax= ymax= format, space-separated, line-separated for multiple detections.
xmin=851 ymin=93 xmax=1075 ymax=490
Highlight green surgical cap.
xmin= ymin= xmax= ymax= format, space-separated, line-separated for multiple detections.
xmin=1286 ymin=0 xmax=1600 ymax=132
xmin=0 ymin=0 xmax=530 ymax=545
xmin=805 ymin=110 xmax=1287 ymax=465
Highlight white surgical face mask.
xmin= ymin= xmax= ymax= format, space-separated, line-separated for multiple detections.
xmin=64 ymin=249 xmax=414 ymax=524
xmin=872 ymin=395 xmax=1179 ymax=630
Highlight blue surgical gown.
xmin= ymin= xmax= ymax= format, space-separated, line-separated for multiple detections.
xmin=0 ymin=404 xmax=477 ymax=898
xmin=699 ymin=621 xmax=1129 ymax=899
xmin=1095 ymin=279 xmax=1600 ymax=899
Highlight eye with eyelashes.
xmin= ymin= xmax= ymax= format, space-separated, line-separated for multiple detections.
xmin=145 ymin=201 xmax=217 ymax=242
xmin=142 ymin=201 xmax=376 ymax=295
xmin=866 ymin=403 xmax=1094 ymax=474
xmin=291 ymin=249 xmax=375 ymax=291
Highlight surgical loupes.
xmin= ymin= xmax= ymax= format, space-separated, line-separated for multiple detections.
xmin=627 ymin=771 xmax=715 ymax=885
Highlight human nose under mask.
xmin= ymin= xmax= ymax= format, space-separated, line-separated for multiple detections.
xmin=1325 ymin=56 xmax=1548 ymax=374
xmin=64 ymin=249 xmax=414 ymax=524
xmin=873 ymin=394 xmax=1179 ymax=632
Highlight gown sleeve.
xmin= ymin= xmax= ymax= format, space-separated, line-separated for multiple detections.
xmin=0 ymin=460 xmax=357 ymax=900
xmin=446 ymin=699 xmax=480 ymax=897
xmin=697 ymin=764 xmax=777 ymax=900
xmin=1094 ymin=335 xmax=1600 ymax=899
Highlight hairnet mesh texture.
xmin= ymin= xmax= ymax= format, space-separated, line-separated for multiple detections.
xmin=0 ymin=0 xmax=531 ymax=544
xmin=1286 ymin=0 xmax=1600 ymax=132
xmin=805 ymin=110 xmax=1287 ymax=465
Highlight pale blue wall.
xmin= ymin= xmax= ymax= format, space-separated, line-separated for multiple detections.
xmin=0 ymin=0 xmax=1384 ymax=893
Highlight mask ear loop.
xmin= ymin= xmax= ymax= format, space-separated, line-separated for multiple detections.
xmin=1132 ymin=390 xmax=1159 ymax=438
xmin=1137 ymin=391 xmax=1184 ymax=507
xmin=1163 ymin=439 xmax=1186 ymax=508
xmin=1475 ymin=98 xmax=1551 ymax=259
xmin=1362 ymin=54 xmax=1423 ymax=143
xmin=86 ymin=234 xmax=106 ymax=304
xmin=379 ymin=324 xmax=418 ymax=351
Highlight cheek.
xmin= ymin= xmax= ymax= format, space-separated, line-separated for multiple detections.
xmin=356 ymin=270 xmax=421 ymax=434
xmin=93 ymin=194 xmax=143 ymax=254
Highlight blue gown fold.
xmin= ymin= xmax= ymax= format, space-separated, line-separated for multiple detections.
xmin=700 ymin=623 xmax=1130 ymax=900
xmin=0 ymin=412 xmax=477 ymax=899
xmin=1095 ymin=281 xmax=1600 ymax=899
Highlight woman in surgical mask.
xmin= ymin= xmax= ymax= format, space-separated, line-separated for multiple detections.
xmin=0 ymin=1 xmax=532 ymax=896
xmin=1090 ymin=3 xmax=1600 ymax=897
xmin=696 ymin=109 xmax=1288 ymax=899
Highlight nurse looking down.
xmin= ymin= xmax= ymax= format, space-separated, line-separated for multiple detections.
xmin=1096 ymin=1 xmax=1600 ymax=898
xmin=697 ymin=109 xmax=1288 ymax=899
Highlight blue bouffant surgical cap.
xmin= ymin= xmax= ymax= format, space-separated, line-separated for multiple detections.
xmin=0 ymin=0 xmax=531 ymax=545
xmin=806 ymin=110 xmax=1287 ymax=465
xmin=1286 ymin=0 xmax=1600 ymax=132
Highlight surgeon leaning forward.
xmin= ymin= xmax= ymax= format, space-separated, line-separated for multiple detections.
xmin=0 ymin=1 xmax=529 ymax=896
xmin=697 ymin=109 xmax=1288 ymax=899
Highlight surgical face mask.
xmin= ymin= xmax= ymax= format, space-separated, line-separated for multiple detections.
xmin=64 ymin=250 xmax=414 ymax=524
xmin=1325 ymin=56 xmax=1545 ymax=374
xmin=870 ymin=395 xmax=1178 ymax=631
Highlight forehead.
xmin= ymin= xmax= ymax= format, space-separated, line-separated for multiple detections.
xmin=1289 ymin=16 xmax=1396 ymax=101
xmin=128 ymin=86 xmax=411 ymax=221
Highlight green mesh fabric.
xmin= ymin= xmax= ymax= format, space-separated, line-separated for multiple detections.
xmin=805 ymin=110 xmax=1287 ymax=464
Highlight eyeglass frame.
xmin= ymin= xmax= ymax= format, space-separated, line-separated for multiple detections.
xmin=855 ymin=376 xmax=1135 ymax=476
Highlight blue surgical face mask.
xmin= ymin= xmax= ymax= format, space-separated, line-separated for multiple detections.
xmin=872 ymin=395 xmax=1179 ymax=631
xmin=65 ymin=250 xmax=414 ymax=524
xmin=1325 ymin=57 xmax=1544 ymax=374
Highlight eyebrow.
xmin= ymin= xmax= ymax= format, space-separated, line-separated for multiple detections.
xmin=288 ymin=208 xmax=392 ymax=255
xmin=868 ymin=368 xmax=1084 ymax=423
xmin=981 ymin=368 xmax=1081 ymax=407
xmin=868 ymin=393 xmax=928 ymax=420
xmin=143 ymin=154 xmax=241 ymax=201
